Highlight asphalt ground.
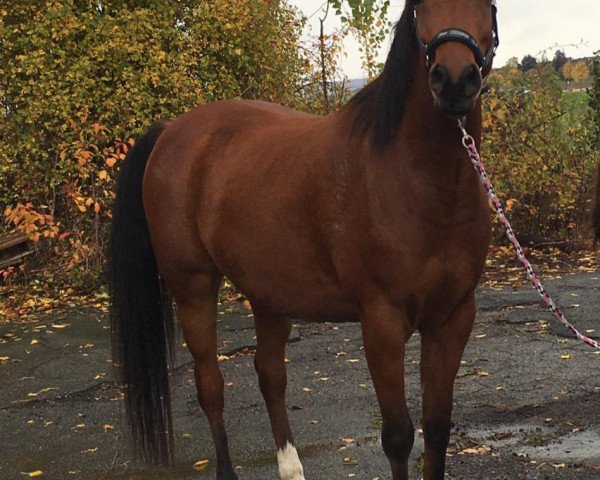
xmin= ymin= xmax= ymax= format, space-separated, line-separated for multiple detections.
xmin=1 ymin=272 xmax=599 ymax=480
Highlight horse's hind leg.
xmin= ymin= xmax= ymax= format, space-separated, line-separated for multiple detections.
xmin=168 ymin=270 xmax=239 ymax=480
xmin=419 ymin=294 xmax=476 ymax=480
xmin=253 ymin=312 xmax=305 ymax=480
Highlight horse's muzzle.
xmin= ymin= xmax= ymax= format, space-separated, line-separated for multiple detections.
xmin=429 ymin=63 xmax=482 ymax=118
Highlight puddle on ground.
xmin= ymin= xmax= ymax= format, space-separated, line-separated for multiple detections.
xmin=461 ymin=424 xmax=600 ymax=466
xmin=522 ymin=430 xmax=600 ymax=465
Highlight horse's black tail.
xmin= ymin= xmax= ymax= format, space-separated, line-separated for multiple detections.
xmin=593 ymin=157 xmax=600 ymax=248
xmin=109 ymin=121 xmax=175 ymax=465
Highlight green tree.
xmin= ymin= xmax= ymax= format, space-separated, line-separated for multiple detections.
xmin=330 ymin=0 xmax=391 ymax=80
xmin=552 ymin=50 xmax=568 ymax=75
xmin=520 ymin=54 xmax=538 ymax=72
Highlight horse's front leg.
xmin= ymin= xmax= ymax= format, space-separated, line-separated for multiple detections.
xmin=253 ymin=312 xmax=305 ymax=480
xmin=419 ymin=293 xmax=476 ymax=480
xmin=361 ymin=302 xmax=415 ymax=480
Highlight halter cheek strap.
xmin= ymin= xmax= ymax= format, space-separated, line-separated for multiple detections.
xmin=414 ymin=4 xmax=500 ymax=71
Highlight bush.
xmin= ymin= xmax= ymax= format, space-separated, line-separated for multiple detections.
xmin=482 ymin=66 xmax=598 ymax=242
xmin=0 ymin=0 xmax=309 ymax=288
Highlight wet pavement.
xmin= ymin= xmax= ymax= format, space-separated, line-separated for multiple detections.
xmin=1 ymin=272 xmax=599 ymax=479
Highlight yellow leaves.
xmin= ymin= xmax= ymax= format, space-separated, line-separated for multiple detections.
xmin=560 ymin=354 xmax=572 ymax=360
xmin=30 ymin=339 xmax=38 ymax=345
xmin=3 ymin=203 xmax=58 ymax=242
xmin=193 ymin=459 xmax=209 ymax=471
xmin=98 ymin=170 xmax=108 ymax=180
xmin=0 ymin=356 xmax=9 ymax=362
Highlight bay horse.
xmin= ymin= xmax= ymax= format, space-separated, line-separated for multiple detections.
xmin=109 ymin=1 xmax=499 ymax=479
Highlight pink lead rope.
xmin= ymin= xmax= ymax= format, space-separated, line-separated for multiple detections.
xmin=458 ymin=119 xmax=600 ymax=349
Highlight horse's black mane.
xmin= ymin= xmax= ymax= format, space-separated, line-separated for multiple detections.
xmin=347 ymin=1 xmax=418 ymax=149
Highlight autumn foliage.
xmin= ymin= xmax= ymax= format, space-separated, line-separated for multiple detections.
xmin=482 ymin=64 xmax=599 ymax=242
xmin=0 ymin=0 xmax=312 ymax=288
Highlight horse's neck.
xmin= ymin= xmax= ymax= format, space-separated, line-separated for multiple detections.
xmin=401 ymin=70 xmax=481 ymax=171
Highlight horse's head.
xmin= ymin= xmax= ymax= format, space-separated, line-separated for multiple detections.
xmin=413 ymin=0 xmax=499 ymax=118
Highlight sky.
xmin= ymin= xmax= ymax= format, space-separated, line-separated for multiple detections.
xmin=290 ymin=0 xmax=600 ymax=78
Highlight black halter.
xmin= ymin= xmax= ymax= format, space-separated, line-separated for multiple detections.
xmin=414 ymin=3 xmax=499 ymax=71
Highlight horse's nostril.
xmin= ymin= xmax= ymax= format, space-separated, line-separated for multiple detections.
xmin=460 ymin=64 xmax=482 ymax=97
xmin=429 ymin=64 xmax=449 ymax=95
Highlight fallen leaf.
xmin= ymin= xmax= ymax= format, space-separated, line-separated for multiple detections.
xmin=193 ymin=459 xmax=209 ymax=471
xmin=27 ymin=387 xmax=57 ymax=397
xmin=461 ymin=446 xmax=491 ymax=455
xmin=560 ymin=354 xmax=572 ymax=360
xmin=30 ymin=339 xmax=38 ymax=345
xmin=0 ymin=356 xmax=9 ymax=362
xmin=103 ymin=424 xmax=114 ymax=432
xmin=22 ymin=471 xmax=43 ymax=478
xmin=302 ymin=387 xmax=312 ymax=392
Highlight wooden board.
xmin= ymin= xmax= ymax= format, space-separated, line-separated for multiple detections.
xmin=0 ymin=231 xmax=33 ymax=270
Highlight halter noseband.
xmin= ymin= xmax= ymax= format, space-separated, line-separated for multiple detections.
xmin=414 ymin=3 xmax=499 ymax=71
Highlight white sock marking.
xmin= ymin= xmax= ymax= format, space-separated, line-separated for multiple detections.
xmin=277 ymin=442 xmax=305 ymax=480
